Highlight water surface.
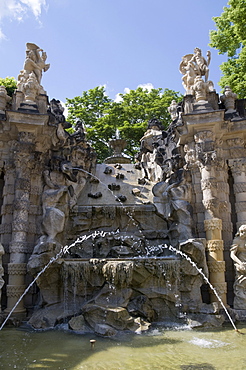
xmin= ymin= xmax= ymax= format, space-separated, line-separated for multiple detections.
xmin=1 ymin=324 xmax=245 ymax=369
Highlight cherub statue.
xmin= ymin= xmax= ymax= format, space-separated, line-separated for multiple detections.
xmin=230 ymin=225 xmax=246 ymax=308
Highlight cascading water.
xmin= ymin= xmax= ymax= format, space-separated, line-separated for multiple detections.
xmin=162 ymin=244 xmax=239 ymax=332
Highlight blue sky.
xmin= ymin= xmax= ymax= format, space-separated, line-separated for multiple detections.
xmin=0 ymin=0 xmax=229 ymax=104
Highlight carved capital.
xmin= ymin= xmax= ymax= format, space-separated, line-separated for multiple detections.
xmin=204 ymin=218 xmax=222 ymax=231
xmin=207 ymin=261 xmax=225 ymax=273
xmin=8 ymin=263 xmax=26 ymax=275
xmin=206 ymin=240 xmax=224 ymax=253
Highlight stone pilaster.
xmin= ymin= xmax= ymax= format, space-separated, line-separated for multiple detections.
xmin=228 ymin=158 xmax=246 ymax=229
xmin=204 ymin=218 xmax=227 ymax=305
xmin=6 ymin=132 xmax=34 ymax=313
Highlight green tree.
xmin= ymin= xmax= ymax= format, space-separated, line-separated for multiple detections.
xmin=66 ymin=86 xmax=182 ymax=162
xmin=209 ymin=0 xmax=246 ymax=98
xmin=0 ymin=77 xmax=17 ymax=97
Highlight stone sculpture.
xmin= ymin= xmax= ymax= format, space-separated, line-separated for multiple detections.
xmin=220 ymin=86 xmax=238 ymax=113
xmin=168 ymin=100 xmax=179 ymax=121
xmin=230 ymin=225 xmax=246 ymax=309
xmin=17 ymin=43 xmax=49 ymax=106
xmin=180 ymin=48 xmax=213 ymax=98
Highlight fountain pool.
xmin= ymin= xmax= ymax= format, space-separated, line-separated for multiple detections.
xmin=0 ymin=324 xmax=246 ymax=369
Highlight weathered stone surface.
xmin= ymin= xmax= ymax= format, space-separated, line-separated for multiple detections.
xmin=68 ymin=315 xmax=92 ymax=333
xmin=94 ymin=323 xmax=118 ymax=337
xmin=28 ymin=305 xmax=75 ymax=329
xmin=94 ymin=285 xmax=132 ymax=308
xmin=186 ymin=313 xmax=225 ymax=328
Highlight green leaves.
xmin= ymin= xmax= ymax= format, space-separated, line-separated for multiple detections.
xmin=66 ymin=86 xmax=182 ymax=162
xmin=0 ymin=77 xmax=17 ymax=97
xmin=209 ymin=0 xmax=246 ymax=97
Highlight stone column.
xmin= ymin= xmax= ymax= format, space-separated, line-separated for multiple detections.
xmin=228 ymin=158 xmax=246 ymax=229
xmin=6 ymin=132 xmax=34 ymax=314
xmin=204 ymin=218 xmax=227 ymax=305
xmin=194 ymin=130 xmax=227 ymax=305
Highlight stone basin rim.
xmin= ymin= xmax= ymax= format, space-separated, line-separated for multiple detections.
xmin=63 ymin=257 xmax=179 ymax=262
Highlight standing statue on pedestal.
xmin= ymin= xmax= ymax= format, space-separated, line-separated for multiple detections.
xmin=179 ymin=48 xmax=213 ymax=96
xmin=230 ymin=225 xmax=246 ymax=309
xmin=17 ymin=43 xmax=50 ymax=105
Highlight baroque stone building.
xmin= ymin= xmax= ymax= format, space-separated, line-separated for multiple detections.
xmin=0 ymin=44 xmax=246 ymax=334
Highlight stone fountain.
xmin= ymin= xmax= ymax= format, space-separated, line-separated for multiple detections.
xmin=1 ymin=44 xmax=246 ymax=335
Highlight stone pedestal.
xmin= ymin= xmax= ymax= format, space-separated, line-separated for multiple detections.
xmin=204 ymin=218 xmax=227 ymax=306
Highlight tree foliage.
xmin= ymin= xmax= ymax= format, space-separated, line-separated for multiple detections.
xmin=209 ymin=0 xmax=246 ymax=97
xmin=0 ymin=77 xmax=17 ymax=97
xmin=66 ymin=86 xmax=182 ymax=162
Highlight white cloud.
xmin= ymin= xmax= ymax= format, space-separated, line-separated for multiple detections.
xmin=137 ymin=83 xmax=154 ymax=91
xmin=0 ymin=28 xmax=7 ymax=40
xmin=114 ymin=84 xmax=154 ymax=102
xmin=60 ymin=101 xmax=68 ymax=118
xmin=0 ymin=0 xmax=46 ymax=39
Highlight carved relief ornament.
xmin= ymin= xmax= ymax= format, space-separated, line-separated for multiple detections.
xmin=206 ymin=240 xmax=224 ymax=252
xmin=194 ymin=130 xmax=215 ymax=143
xmin=226 ymin=138 xmax=244 ymax=147
xmin=228 ymin=159 xmax=246 ymax=176
xmin=204 ymin=218 xmax=222 ymax=231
